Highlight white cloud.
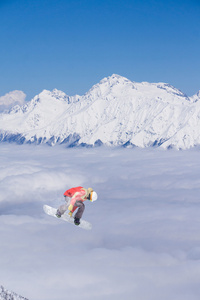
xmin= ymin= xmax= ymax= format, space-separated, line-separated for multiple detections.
xmin=0 ymin=90 xmax=26 ymax=111
xmin=0 ymin=145 xmax=200 ymax=299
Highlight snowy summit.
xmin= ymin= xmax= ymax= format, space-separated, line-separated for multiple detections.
xmin=0 ymin=74 xmax=200 ymax=150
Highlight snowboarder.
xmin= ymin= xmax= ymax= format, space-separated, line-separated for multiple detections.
xmin=56 ymin=186 xmax=98 ymax=225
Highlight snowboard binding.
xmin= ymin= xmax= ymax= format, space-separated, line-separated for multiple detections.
xmin=74 ymin=217 xmax=80 ymax=226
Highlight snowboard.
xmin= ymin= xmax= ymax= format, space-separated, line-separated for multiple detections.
xmin=43 ymin=204 xmax=92 ymax=230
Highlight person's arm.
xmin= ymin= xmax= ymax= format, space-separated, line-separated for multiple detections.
xmin=68 ymin=190 xmax=86 ymax=213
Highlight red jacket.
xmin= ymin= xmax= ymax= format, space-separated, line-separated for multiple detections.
xmin=64 ymin=186 xmax=88 ymax=213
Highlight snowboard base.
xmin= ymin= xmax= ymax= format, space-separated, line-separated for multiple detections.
xmin=43 ymin=205 xmax=92 ymax=230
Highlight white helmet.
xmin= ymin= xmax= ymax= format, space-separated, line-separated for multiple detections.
xmin=90 ymin=191 xmax=98 ymax=202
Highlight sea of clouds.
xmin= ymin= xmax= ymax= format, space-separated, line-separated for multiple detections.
xmin=0 ymin=144 xmax=200 ymax=300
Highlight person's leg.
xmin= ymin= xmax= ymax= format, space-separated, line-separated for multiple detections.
xmin=74 ymin=201 xmax=85 ymax=220
xmin=56 ymin=197 xmax=71 ymax=217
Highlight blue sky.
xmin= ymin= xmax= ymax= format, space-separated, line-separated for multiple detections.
xmin=0 ymin=0 xmax=200 ymax=100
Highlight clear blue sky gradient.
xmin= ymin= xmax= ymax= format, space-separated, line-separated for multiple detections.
xmin=0 ymin=0 xmax=200 ymax=100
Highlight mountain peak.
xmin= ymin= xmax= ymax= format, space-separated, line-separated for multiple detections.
xmin=99 ymin=74 xmax=132 ymax=85
xmin=85 ymin=74 xmax=135 ymax=99
xmin=37 ymin=88 xmax=68 ymax=99
xmin=156 ymin=82 xmax=188 ymax=98
xmin=190 ymin=90 xmax=200 ymax=103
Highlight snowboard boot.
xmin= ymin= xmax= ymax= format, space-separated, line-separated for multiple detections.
xmin=74 ymin=217 xmax=80 ymax=226
xmin=56 ymin=210 xmax=62 ymax=218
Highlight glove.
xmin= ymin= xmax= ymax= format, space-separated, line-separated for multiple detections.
xmin=68 ymin=211 xmax=73 ymax=217
xmin=68 ymin=204 xmax=73 ymax=212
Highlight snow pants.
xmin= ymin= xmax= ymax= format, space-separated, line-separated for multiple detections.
xmin=58 ymin=197 xmax=85 ymax=219
xmin=58 ymin=196 xmax=70 ymax=215
xmin=74 ymin=201 xmax=85 ymax=219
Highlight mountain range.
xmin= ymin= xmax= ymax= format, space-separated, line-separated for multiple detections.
xmin=0 ymin=74 xmax=200 ymax=149
xmin=0 ymin=285 xmax=28 ymax=300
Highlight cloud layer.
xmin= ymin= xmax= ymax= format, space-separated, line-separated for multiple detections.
xmin=0 ymin=145 xmax=200 ymax=300
xmin=0 ymin=91 xmax=26 ymax=112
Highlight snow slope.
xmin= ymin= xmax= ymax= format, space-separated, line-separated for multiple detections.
xmin=0 ymin=285 xmax=28 ymax=300
xmin=0 ymin=74 xmax=200 ymax=149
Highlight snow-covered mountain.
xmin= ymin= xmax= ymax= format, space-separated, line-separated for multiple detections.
xmin=0 ymin=285 xmax=28 ymax=300
xmin=0 ymin=74 xmax=200 ymax=149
